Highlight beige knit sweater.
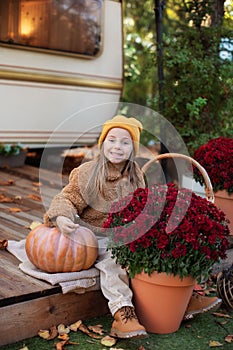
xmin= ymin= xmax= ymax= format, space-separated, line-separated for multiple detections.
xmin=44 ymin=160 xmax=145 ymax=235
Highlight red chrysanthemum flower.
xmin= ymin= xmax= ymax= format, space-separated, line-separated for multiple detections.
xmin=105 ymin=183 xmax=230 ymax=279
xmin=193 ymin=137 xmax=233 ymax=195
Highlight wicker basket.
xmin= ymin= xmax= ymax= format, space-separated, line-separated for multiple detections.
xmin=217 ymin=265 xmax=233 ymax=310
xmin=141 ymin=153 xmax=214 ymax=203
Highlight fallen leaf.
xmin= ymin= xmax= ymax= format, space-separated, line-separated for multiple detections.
xmin=53 ymin=339 xmax=79 ymax=350
xmin=225 ymin=334 xmax=233 ymax=343
xmin=9 ymin=207 xmax=22 ymax=212
xmin=88 ymin=324 xmax=105 ymax=335
xmin=58 ymin=334 xmax=69 ymax=341
xmin=19 ymin=346 xmax=29 ymax=350
xmin=78 ymin=323 xmax=102 ymax=339
xmin=45 ymin=325 xmax=58 ymax=340
xmin=220 ymin=321 xmax=228 ymax=325
xmin=185 ymin=324 xmax=192 ymax=328
xmin=32 ymin=187 xmax=40 ymax=192
xmin=57 ymin=324 xmax=70 ymax=335
xmin=209 ymin=340 xmax=223 ymax=347
xmin=69 ymin=320 xmax=82 ymax=332
xmin=0 ymin=179 xmax=14 ymax=186
xmin=212 ymin=312 xmax=232 ymax=319
xmin=100 ymin=335 xmax=117 ymax=347
xmin=67 ymin=341 xmax=79 ymax=345
xmin=138 ymin=346 xmax=147 ymax=350
xmin=0 ymin=194 xmax=14 ymax=202
xmin=54 ymin=340 xmax=68 ymax=350
xmin=33 ymin=182 xmax=42 ymax=187
xmin=27 ymin=194 xmax=41 ymax=201
xmin=38 ymin=329 xmax=50 ymax=339
xmin=29 ymin=221 xmax=42 ymax=230
xmin=0 ymin=239 xmax=8 ymax=249
xmin=15 ymin=195 xmax=22 ymax=200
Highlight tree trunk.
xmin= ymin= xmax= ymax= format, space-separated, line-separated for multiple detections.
xmin=210 ymin=0 xmax=225 ymax=26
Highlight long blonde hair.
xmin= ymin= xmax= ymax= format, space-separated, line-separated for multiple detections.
xmin=86 ymin=145 xmax=141 ymax=197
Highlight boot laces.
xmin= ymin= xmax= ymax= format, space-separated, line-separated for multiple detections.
xmin=192 ymin=290 xmax=205 ymax=299
xmin=119 ymin=306 xmax=137 ymax=324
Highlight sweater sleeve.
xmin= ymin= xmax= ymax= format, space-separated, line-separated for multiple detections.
xmin=43 ymin=167 xmax=88 ymax=227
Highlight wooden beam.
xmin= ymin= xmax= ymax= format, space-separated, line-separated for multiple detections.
xmin=0 ymin=290 xmax=108 ymax=346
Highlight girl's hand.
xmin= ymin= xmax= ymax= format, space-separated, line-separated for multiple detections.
xmin=56 ymin=216 xmax=79 ymax=235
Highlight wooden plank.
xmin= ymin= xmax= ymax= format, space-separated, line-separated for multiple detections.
xmin=0 ymin=290 xmax=108 ymax=346
xmin=0 ymin=167 xmax=58 ymax=239
xmin=0 ymin=250 xmax=57 ymax=302
xmin=1 ymin=165 xmax=68 ymax=187
xmin=0 ymin=167 xmax=64 ymax=229
xmin=0 ymin=216 xmax=29 ymax=240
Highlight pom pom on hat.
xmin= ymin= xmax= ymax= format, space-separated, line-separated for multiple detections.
xmin=98 ymin=115 xmax=143 ymax=154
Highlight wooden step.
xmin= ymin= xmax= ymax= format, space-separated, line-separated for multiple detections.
xmin=0 ymin=165 xmax=108 ymax=346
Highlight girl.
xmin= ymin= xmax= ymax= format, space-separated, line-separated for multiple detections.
xmin=44 ymin=115 xmax=221 ymax=338
xmin=44 ymin=115 xmax=148 ymax=339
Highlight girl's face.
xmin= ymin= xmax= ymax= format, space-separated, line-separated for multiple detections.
xmin=103 ymin=128 xmax=133 ymax=164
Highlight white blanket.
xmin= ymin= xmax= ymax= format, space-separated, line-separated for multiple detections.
xmin=7 ymin=240 xmax=100 ymax=294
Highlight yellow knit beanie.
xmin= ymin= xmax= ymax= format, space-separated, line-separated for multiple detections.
xmin=98 ymin=115 xmax=143 ymax=154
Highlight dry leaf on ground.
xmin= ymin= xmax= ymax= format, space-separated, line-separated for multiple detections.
xmin=57 ymin=324 xmax=70 ymax=335
xmin=88 ymin=324 xmax=105 ymax=335
xmin=100 ymin=335 xmax=117 ymax=347
xmin=38 ymin=329 xmax=50 ymax=340
xmin=54 ymin=339 xmax=79 ymax=350
xmin=38 ymin=326 xmax=57 ymax=340
xmin=209 ymin=340 xmax=223 ymax=347
xmin=78 ymin=323 xmax=102 ymax=339
xmin=67 ymin=341 xmax=79 ymax=345
xmin=212 ymin=312 xmax=232 ymax=319
xmin=32 ymin=182 xmax=42 ymax=187
xmin=54 ymin=340 xmax=67 ymax=350
xmin=69 ymin=320 xmax=82 ymax=332
xmin=58 ymin=334 xmax=69 ymax=341
xmin=15 ymin=195 xmax=22 ymax=200
xmin=0 ymin=194 xmax=14 ymax=202
xmin=0 ymin=179 xmax=14 ymax=186
xmin=27 ymin=194 xmax=41 ymax=201
xmin=225 ymin=334 xmax=233 ymax=343
xmin=0 ymin=239 xmax=8 ymax=249
xmin=9 ymin=207 xmax=22 ymax=212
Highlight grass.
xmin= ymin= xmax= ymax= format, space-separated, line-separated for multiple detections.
xmin=1 ymin=307 xmax=232 ymax=350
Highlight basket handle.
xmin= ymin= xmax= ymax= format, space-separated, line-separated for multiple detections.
xmin=141 ymin=153 xmax=214 ymax=203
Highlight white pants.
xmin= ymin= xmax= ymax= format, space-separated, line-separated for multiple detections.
xmin=95 ymin=238 xmax=134 ymax=316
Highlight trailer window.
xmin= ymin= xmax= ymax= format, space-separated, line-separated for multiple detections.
xmin=0 ymin=0 xmax=103 ymax=57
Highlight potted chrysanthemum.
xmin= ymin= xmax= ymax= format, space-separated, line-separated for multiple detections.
xmin=193 ymin=137 xmax=233 ymax=234
xmin=104 ymin=184 xmax=230 ymax=334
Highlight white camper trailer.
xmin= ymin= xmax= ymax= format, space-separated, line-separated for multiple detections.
xmin=0 ymin=0 xmax=123 ymax=147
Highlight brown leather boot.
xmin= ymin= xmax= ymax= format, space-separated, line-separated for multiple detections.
xmin=110 ymin=306 xmax=147 ymax=339
xmin=184 ymin=292 xmax=222 ymax=320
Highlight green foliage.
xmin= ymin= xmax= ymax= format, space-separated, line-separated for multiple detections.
xmin=123 ymin=0 xmax=233 ymax=153
xmin=162 ymin=23 xmax=233 ymax=153
xmin=0 ymin=143 xmax=23 ymax=156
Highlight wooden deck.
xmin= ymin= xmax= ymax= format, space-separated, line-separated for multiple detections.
xmin=0 ymin=165 xmax=108 ymax=346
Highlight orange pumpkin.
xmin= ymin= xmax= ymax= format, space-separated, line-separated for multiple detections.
xmin=25 ymin=224 xmax=98 ymax=273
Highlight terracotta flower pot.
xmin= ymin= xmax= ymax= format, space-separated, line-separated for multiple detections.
xmin=131 ymin=271 xmax=196 ymax=334
xmin=214 ymin=190 xmax=233 ymax=236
